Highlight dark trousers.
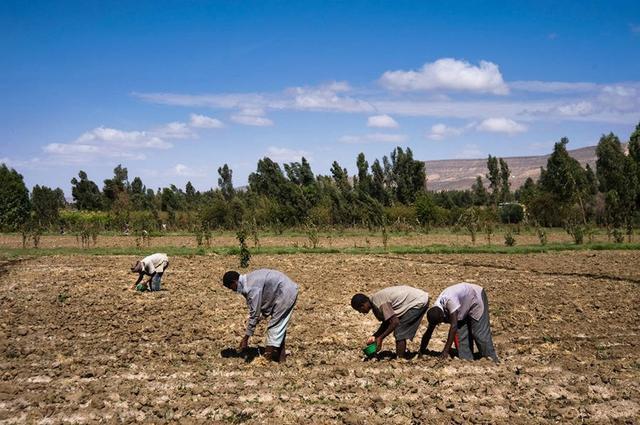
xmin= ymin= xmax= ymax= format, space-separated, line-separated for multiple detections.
xmin=456 ymin=290 xmax=499 ymax=362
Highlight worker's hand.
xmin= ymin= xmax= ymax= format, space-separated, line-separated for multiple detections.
xmin=438 ymin=350 xmax=449 ymax=361
xmin=375 ymin=336 xmax=384 ymax=352
xmin=239 ymin=336 xmax=249 ymax=351
xmin=366 ymin=336 xmax=375 ymax=345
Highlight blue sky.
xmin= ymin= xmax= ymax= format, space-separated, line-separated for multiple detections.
xmin=1 ymin=1 xmax=640 ymax=194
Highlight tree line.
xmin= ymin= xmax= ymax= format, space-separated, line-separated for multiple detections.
xmin=1 ymin=122 xmax=639 ymax=243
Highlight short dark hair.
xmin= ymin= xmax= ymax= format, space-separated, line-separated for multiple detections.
xmin=350 ymin=293 xmax=369 ymax=310
xmin=222 ymin=271 xmax=240 ymax=288
xmin=427 ymin=306 xmax=444 ymax=325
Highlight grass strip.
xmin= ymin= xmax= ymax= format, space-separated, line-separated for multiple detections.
xmin=1 ymin=242 xmax=640 ymax=259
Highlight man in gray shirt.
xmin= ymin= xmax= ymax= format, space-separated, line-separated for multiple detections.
xmin=223 ymin=269 xmax=298 ymax=363
xmin=351 ymin=285 xmax=429 ymax=359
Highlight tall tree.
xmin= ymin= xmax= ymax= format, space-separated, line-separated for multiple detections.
xmin=355 ymin=152 xmax=372 ymax=195
xmin=596 ymin=133 xmax=637 ymax=230
xmin=498 ymin=158 xmax=512 ymax=202
xmin=628 ymin=121 xmax=640 ymax=164
xmin=471 ymin=176 xmax=489 ymax=206
xmin=217 ymin=164 xmax=235 ymax=200
xmin=70 ymin=170 xmax=103 ymax=210
xmin=103 ymin=164 xmax=129 ymax=205
xmin=31 ymin=185 xmax=65 ymax=227
xmin=0 ymin=164 xmax=31 ymax=231
xmin=486 ymin=155 xmax=500 ymax=205
xmin=284 ymin=157 xmax=315 ymax=187
xmin=390 ymin=147 xmax=426 ymax=204
xmin=330 ymin=161 xmax=351 ymax=193
xmin=371 ymin=159 xmax=390 ymax=205
xmin=626 ymin=122 xmax=640 ymax=209
xmin=299 ymin=157 xmax=315 ymax=187
xmin=538 ymin=138 xmax=591 ymax=225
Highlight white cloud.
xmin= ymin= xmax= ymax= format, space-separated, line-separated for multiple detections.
xmin=547 ymin=33 xmax=558 ymax=40
xmin=264 ymin=146 xmax=311 ymax=162
xmin=189 ymin=113 xmax=224 ymax=128
xmin=43 ymin=142 xmax=146 ymax=162
xmin=379 ymin=58 xmax=509 ymax=95
xmin=510 ymin=81 xmax=598 ymax=93
xmin=367 ymin=114 xmax=399 ymax=128
xmin=339 ymin=133 xmax=408 ymax=144
xmin=152 ymin=121 xmax=196 ymax=139
xmin=231 ymin=108 xmax=274 ymax=126
xmin=426 ymin=123 xmax=465 ymax=140
xmin=476 ymin=118 xmax=527 ymax=134
xmin=43 ymin=126 xmax=174 ymax=163
xmin=135 ymin=92 xmax=267 ymax=110
xmin=75 ymin=126 xmax=172 ymax=148
xmin=631 ymin=24 xmax=640 ymax=34
xmin=136 ymin=80 xmax=640 ymax=125
xmin=555 ymin=101 xmax=595 ymax=117
xmin=287 ymin=81 xmax=374 ymax=113
xmin=172 ymin=163 xmax=206 ymax=177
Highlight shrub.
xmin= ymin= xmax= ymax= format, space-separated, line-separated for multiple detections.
xmin=504 ymin=228 xmax=516 ymax=246
xmin=499 ymin=203 xmax=524 ymax=224
xmin=236 ymin=229 xmax=251 ymax=268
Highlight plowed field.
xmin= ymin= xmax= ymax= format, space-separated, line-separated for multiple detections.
xmin=1 ymin=251 xmax=639 ymax=424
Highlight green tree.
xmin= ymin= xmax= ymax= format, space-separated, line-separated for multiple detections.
xmin=129 ymin=176 xmax=156 ymax=210
xmin=486 ymin=155 xmax=500 ymax=205
xmin=626 ymin=122 xmax=640 ymax=209
xmin=498 ymin=158 xmax=512 ymax=202
xmin=284 ymin=157 xmax=315 ymax=187
xmin=389 ymin=147 xmax=426 ymax=204
xmin=71 ymin=171 xmax=103 ymax=210
xmin=31 ymin=185 xmax=65 ymax=227
xmin=628 ymin=121 xmax=640 ymax=164
xmin=355 ymin=152 xmax=372 ymax=195
xmin=217 ymin=164 xmax=235 ymax=200
xmin=596 ymin=133 xmax=637 ymax=232
xmin=471 ymin=176 xmax=489 ymax=206
xmin=371 ymin=159 xmax=391 ymax=205
xmin=0 ymin=164 xmax=31 ymax=231
xmin=330 ymin=161 xmax=351 ymax=193
xmin=102 ymin=164 xmax=129 ymax=206
xmin=249 ymin=158 xmax=309 ymax=225
xmin=539 ymin=137 xmax=591 ymax=225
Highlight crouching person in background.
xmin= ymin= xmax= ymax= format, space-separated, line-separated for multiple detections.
xmin=131 ymin=253 xmax=169 ymax=291
xmin=222 ymin=269 xmax=299 ymax=363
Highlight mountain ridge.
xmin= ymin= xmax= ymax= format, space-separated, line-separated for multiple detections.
xmin=425 ymin=145 xmax=603 ymax=191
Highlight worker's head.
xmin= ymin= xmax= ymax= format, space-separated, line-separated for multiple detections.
xmin=130 ymin=261 xmax=143 ymax=273
xmin=350 ymin=293 xmax=371 ymax=314
xmin=222 ymin=270 xmax=240 ymax=291
xmin=427 ymin=306 xmax=445 ymax=325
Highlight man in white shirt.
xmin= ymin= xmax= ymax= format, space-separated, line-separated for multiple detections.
xmin=131 ymin=253 xmax=169 ymax=291
xmin=421 ymin=283 xmax=498 ymax=362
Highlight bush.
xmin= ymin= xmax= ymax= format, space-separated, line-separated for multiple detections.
xmin=384 ymin=204 xmax=416 ymax=225
xmin=504 ymin=228 xmax=516 ymax=246
xmin=236 ymin=229 xmax=251 ymax=268
xmin=499 ymin=203 xmax=524 ymax=224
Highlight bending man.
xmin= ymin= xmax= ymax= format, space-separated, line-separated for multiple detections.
xmin=351 ymin=285 xmax=429 ymax=359
xmin=422 ymin=282 xmax=498 ymax=362
xmin=131 ymin=253 xmax=169 ymax=291
xmin=222 ymin=269 xmax=298 ymax=363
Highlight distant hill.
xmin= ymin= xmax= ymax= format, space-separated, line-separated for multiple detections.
xmin=425 ymin=145 xmax=606 ymax=191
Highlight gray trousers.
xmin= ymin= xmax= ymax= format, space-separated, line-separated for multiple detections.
xmin=456 ymin=290 xmax=499 ymax=362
